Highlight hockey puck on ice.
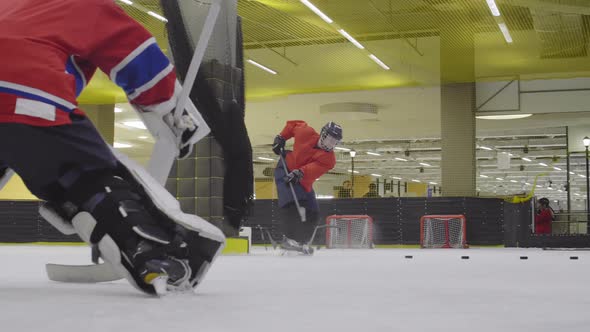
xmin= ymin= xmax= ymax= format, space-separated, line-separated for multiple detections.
xmin=570 ymin=256 xmax=579 ymax=260
xmin=520 ymin=256 xmax=528 ymax=260
xmin=461 ymin=256 xmax=469 ymax=259
xmin=404 ymin=255 xmax=413 ymax=259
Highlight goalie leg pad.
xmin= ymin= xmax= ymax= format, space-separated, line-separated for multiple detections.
xmin=71 ymin=212 xmax=155 ymax=294
xmin=114 ymin=151 xmax=225 ymax=289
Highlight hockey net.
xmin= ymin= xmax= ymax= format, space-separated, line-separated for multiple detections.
xmin=420 ymin=215 xmax=467 ymax=248
xmin=326 ymin=215 xmax=373 ymax=249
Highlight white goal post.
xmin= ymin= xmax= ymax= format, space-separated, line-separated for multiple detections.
xmin=326 ymin=215 xmax=373 ymax=249
xmin=420 ymin=215 xmax=468 ymax=248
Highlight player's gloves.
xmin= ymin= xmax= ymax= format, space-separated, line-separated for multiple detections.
xmin=284 ymin=169 xmax=304 ymax=185
xmin=272 ymin=135 xmax=286 ymax=155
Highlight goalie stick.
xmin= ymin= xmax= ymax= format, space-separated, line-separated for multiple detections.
xmin=46 ymin=0 xmax=222 ymax=284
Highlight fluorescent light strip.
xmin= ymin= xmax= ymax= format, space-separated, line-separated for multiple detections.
xmin=476 ymin=114 xmax=532 ymax=120
xmin=257 ymin=157 xmax=275 ymax=161
xmin=122 ymin=120 xmax=147 ymax=130
xmin=510 ymin=180 xmax=518 ymax=183
xmin=147 ymin=11 xmax=168 ymax=22
xmin=369 ymin=54 xmax=390 ymax=70
xmin=538 ymin=163 xmax=548 ymax=167
xmin=480 ymin=174 xmax=489 ymax=178
xmin=496 ymin=178 xmax=504 ymax=181
xmin=300 ymin=0 xmax=333 ymax=24
xmin=553 ymin=167 xmax=562 ymax=171
xmin=337 ymin=29 xmax=365 ymax=49
xmin=335 ymin=147 xmax=351 ymax=152
xmin=419 ymin=163 xmax=431 ymax=167
xmin=114 ymin=142 xmax=132 ymax=149
xmin=392 ymin=176 xmax=402 ymax=180
xmin=498 ymin=23 xmax=513 ymax=43
xmin=367 ymin=152 xmax=381 ymax=156
xmin=371 ymin=174 xmax=382 ymax=177
xmin=521 ymin=157 xmax=532 ymax=162
xmin=480 ymin=146 xmax=493 ymax=151
xmin=138 ymin=136 xmax=149 ymax=139
xmin=119 ymin=0 xmax=133 ymax=4
xmin=486 ymin=0 xmax=501 ymax=17
xmin=429 ymin=182 xmax=438 ymax=185
xmin=395 ymin=157 xmax=408 ymax=162
xmin=247 ymin=59 xmax=277 ymax=75
xmin=348 ymin=170 xmax=360 ymax=174
xmin=411 ymin=179 xmax=421 ymax=183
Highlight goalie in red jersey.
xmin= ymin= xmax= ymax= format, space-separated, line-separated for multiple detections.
xmin=272 ymin=121 xmax=343 ymax=254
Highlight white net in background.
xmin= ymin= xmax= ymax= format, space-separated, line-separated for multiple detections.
xmin=326 ymin=215 xmax=373 ymax=249
xmin=420 ymin=215 xmax=467 ymax=248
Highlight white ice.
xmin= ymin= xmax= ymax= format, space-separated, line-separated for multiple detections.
xmin=1 ymin=246 xmax=589 ymax=332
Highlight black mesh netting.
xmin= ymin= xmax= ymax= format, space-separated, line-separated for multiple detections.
xmin=161 ymin=0 xmax=253 ymax=229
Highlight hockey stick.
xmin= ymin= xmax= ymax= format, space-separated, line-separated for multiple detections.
xmin=279 ymin=150 xmax=306 ymax=222
xmin=46 ymin=2 xmax=222 ymax=283
xmin=146 ymin=0 xmax=221 ymax=185
xmin=0 ymin=168 xmax=14 ymax=191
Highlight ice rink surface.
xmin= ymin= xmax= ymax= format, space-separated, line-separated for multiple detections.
xmin=1 ymin=246 xmax=589 ymax=332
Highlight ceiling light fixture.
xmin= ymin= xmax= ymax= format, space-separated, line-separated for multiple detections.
xmin=429 ymin=182 xmax=438 ymax=185
xmin=485 ymin=0 xmax=501 ymax=17
xmin=300 ymin=0 xmax=333 ymax=24
xmin=119 ymin=0 xmax=133 ymax=4
xmin=395 ymin=157 xmax=408 ymax=162
xmin=476 ymin=114 xmax=532 ymax=120
xmin=496 ymin=177 xmax=504 ymax=181
xmin=510 ymin=180 xmax=518 ymax=183
xmin=498 ymin=22 xmax=513 ymax=43
xmin=553 ymin=167 xmax=562 ymax=171
xmin=138 ymin=136 xmax=149 ymax=139
xmin=419 ymin=162 xmax=431 ymax=167
xmin=392 ymin=176 xmax=402 ymax=180
xmin=247 ymin=59 xmax=277 ymax=75
xmin=521 ymin=157 xmax=532 ymax=162
xmin=122 ymin=120 xmax=147 ymax=130
xmin=367 ymin=152 xmax=381 ymax=156
xmin=411 ymin=179 xmax=421 ymax=183
xmin=257 ymin=157 xmax=275 ymax=161
xmin=335 ymin=147 xmax=351 ymax=152
xmin=114 ymin=142 xmax=132 ymax=149
xmin=337 ymin=29 xmax=365 ymax=49
xmin=479 ymin=146 xmax=493 ymax=150
xmin=114 ymin=107 xmax=123 ymax=113
xmin=480 ymin=174 xmax=489 ymax=178
xmin=538 ymin=163 xmax=548 ymax=167
xmin=371 ymin=174 xmax=382 ymax=177
xmin=147 ymin=11 xmax=168 ymax=22
xmin=368 ymin=54 xmax=390 ymax=70
xmin=348 ymin=170 xmax=360 ymax=174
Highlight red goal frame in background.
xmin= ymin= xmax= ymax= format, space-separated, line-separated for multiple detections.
xmin=420 ymin=215 xmax=468 ymax=248
xmin=326 ymin=215 xmax=373 ymax=249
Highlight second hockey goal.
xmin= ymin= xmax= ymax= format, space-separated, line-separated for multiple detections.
xmin=326 ymin=215 xmax=373 ymax=248
xmin=420 ymin=215 xmax=467 ymax=248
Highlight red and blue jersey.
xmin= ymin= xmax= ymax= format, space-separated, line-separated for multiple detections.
xmin=0 ymin=0 xmax=176 ymax=126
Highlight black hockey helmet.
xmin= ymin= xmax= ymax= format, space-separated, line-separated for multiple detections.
xmin=538 ymin=197 xmax=550 ymax=206
xmin=318 ymin=122 xmax=343 ymax=151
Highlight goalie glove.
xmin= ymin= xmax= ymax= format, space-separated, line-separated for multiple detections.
xmin=284 ymin=169 xmax=304 ymax=185
xmin=163 ymin=110 xmax=198 ymax=159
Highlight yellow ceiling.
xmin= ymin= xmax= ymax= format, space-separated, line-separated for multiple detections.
xmin=79 ymin=0 xmax=590 ymax=104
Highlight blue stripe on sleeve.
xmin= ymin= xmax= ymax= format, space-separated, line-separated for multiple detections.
xmin=114 ymin=43 xmax=171 ymax=96
xmin=65 ymin=58 xmax=85 ymax=97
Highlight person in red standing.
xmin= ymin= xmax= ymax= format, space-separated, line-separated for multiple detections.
xmin=534 ymin=197 xmax=554 ymax=234
xmin=272 ymin=120 xmax=342 ymax=254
